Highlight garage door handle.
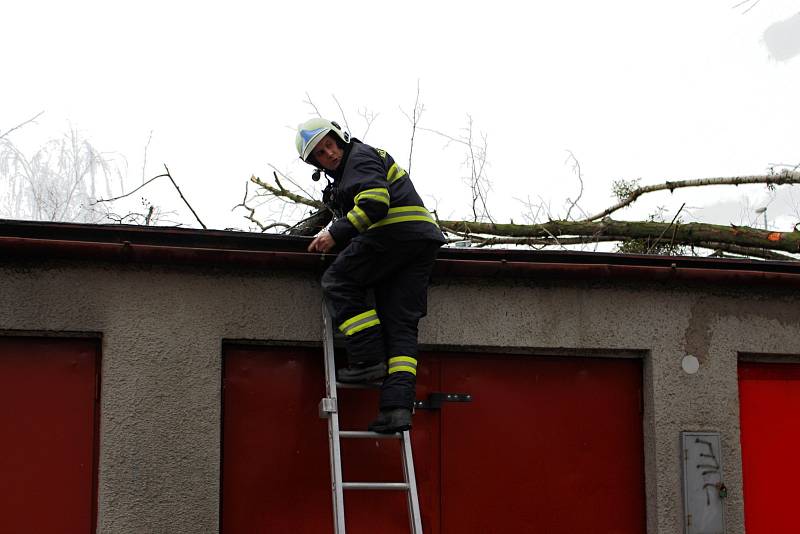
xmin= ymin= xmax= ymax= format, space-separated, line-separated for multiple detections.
xmin=414 ymin=392 xmax=472 ymax=410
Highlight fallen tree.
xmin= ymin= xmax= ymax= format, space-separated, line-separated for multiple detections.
xmin=242 ymin=169 xmax=800 ymax=261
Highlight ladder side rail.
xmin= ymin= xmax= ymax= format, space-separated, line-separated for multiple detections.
xmin=322 ymin=299 xmax=423 ymax=533
xmin=400 ymin=431 xmax=424 ymax=534
xmin=322 ymin=300 xmax=347 ymax=533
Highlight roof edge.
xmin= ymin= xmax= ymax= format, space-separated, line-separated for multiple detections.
xmin=1 ymin=219 xmax=799 ymax=287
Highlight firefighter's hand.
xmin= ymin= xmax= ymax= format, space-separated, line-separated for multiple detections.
xmin=308 ymin=231 xmax=336 ymax=253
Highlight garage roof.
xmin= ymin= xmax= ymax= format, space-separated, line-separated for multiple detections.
xmin=2 ymin=219 xmax=798 ymax=287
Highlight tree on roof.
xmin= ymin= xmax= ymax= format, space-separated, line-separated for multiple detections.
xmin=238 ymin=93 xmax=800 ymax=261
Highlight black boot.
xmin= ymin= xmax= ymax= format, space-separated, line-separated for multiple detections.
xmin=368 ymin=407 xmax=412 ymax=434
xmin=336 ymin=361 xmax=387 ymax=384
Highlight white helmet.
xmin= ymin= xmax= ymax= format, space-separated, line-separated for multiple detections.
xmin=295 ymin=118 xmax=350 ymax=162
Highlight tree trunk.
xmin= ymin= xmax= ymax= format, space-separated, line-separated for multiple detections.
xmin=440 ymin=219 xmax=800 ymax=255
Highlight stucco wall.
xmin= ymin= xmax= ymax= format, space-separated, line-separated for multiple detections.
xmin=1 ymin=258 xmax=799 ymax=533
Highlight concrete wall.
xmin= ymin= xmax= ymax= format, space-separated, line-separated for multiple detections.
xmin=1 ymin=258 xmax=799 ymax=533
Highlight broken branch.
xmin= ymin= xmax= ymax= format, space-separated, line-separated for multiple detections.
xmin=583 ymin=171 xmax=800 ymax=222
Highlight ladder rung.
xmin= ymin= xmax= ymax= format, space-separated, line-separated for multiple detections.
xmin=339 ymin=430 xmax=402 ymax=439
xmin=336 ymin=381 xmax=382 ymax=390
xmin=343 ymin=482 xmax=409 ymax=491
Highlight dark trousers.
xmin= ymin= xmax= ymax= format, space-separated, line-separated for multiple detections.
xmin=321 ymin=234 xmax=441 ymax=410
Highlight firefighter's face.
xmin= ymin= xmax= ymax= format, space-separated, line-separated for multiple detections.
xmin=313 ymin=134 xmax=343 ymax=171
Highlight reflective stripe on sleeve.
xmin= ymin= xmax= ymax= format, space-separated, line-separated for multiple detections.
xmin=354 ymin=187 xmax=390 ymax=206
xmin=346 ymin=205 xmax=372 ymax=233
xmin=369 ymin=206 xmax=439 ymax=229
xmin=387 ymin=163 xmax=407 ymax=184
xmin=338 ymin=309 xmax=381 ymax=336
xmin=388 ymin=356 xmax=417 ymax=375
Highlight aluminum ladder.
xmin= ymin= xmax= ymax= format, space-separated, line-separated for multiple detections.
xmin=318 ymin=301 xmax=423 ymax=534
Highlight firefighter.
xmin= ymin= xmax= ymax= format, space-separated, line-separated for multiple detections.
xmin=296 ymin=118 xmax=445 ymax=433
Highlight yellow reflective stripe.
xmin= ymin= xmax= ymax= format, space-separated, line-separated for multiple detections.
xmin=389 ymin=356 xmax=417 ymax=365
xmin=347 ymin=318 xmax=380 ymax=335
xmin=389 ymin=366 xmax=417 ymax=375
xmin=388 ymin=356 xmax=417 ymax=375
xmin=369 ymin=206 xmax=439 ymax=229
xmin=387 ymin=163 xmax=407 ymax=183
xmin=346 ymin=211 xmax=365 ymax=232
xmin=347 ymin=205 xmax=372 ymax=233
xmin=354 ymin=187 xmax=390 ymax=206
xmin=338 ymin=309 xmax=381 ymax=336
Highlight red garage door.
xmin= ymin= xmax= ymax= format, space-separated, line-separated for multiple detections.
xmin=437 ymin=354 xmax=645 ymax=534
xmin=739 ymin=361 xmax=800 ymax=533
xmin=0 ymin=337 xmax=100 ymax=534
xmin=222 ymin=346 xmax=645 ymax=533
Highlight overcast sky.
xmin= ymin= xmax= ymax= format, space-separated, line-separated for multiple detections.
xmin=2 ymin=0 xmax=799 ymax=232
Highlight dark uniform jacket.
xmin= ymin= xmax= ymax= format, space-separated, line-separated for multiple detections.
xmin=324 ymin=140 xmax=445 ymax=247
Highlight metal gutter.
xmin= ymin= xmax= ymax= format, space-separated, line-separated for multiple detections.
xmin=2 ymin=219 xmax=799 ymax=287
xmin=0 ymin=237 xmax=323 ymax=271
xmin=435 ymin=258 xmax=800 ymax=287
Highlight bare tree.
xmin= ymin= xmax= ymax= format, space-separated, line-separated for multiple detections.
xmin=0 ymin=127 xmax=125 ymax=223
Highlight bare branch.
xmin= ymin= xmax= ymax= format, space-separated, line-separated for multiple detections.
xmin=357 ymin=107 xmax=378 ymax=141
xmin=768 ymin=162 xmax=800 ymax=173
xmin=303 ymin=93 xmax=322 ymax=117
xmin=468 ymin=122 xmax=492 ymax=224
xmin=706 ymin=241 xmax=795 ymax=261
xmin=93 ymin=173 xmax=167 ymax=204
xmin=424 ymin=115 xmax=491 ymax=223
xmin=141 ymin=130 xmax=153 ymax=183
xmin=162 ymin=164 xmax=207 ymax=229
xmin=401 ymin=80 xmax=424 ymax=174
xmin=249 ymin=174 xmax=324 ymax=209
xmin=473 ymin=236 xmax=621 ymax=248
xmin=564 ymin=150 xmax=584 ymax=221
xmin=514 ymin=195 xmax=547 ymax=225
xmin=646 ymin=202 xmax=685 ymax=254
xmin=331 ymin=94 xmax=351 ymax=134
xmin=0 ymin=111 xmax=44 ymax=140
xmin=94 ymin=164 xmax=206 ymax=229
xmin=232 ymin=181 xmax=291 ymax=233
xmin=583 ymin=171 xmax=800 ymax=222
xmin=268 ymin=164 xmax=316 ymax=200
xmin=93 ymin=199 xmax=178 ymax=227
xmin=732 ymin=0 xmax=762 ymax=14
